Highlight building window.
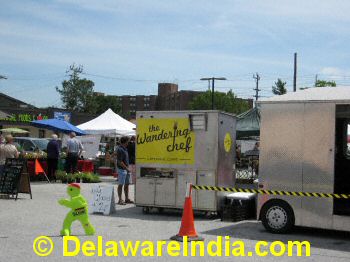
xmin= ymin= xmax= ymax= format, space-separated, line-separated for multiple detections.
xmin=130 ymin=97 xmax=136 ymax=101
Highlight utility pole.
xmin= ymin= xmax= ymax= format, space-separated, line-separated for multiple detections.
xmin=253 ymin=73 xmax=261 ymax=102
xmin=314 ymin=74 xmax=318 ymax=87
xmin=293 ymin=52 xmax=297 ymax=92
xmin=200 ymin=77 xmax=226 ymax=109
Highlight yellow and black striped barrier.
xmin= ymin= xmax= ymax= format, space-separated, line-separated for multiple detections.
xmin=192 ymin=185 xmax=350 ymax=199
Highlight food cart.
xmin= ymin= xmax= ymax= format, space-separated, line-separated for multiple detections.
xmin=257 ymin=87 xmax=350 ymax=233
xmin=135 ymin=110 xmax=236 ymax=213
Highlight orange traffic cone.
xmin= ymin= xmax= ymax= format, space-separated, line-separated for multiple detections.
xmin=171 ymin=183 xmax=203 ymax=242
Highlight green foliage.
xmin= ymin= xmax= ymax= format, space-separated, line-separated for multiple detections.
xmin=92 ymin=95 xmax=121 ymax=115
xmin=55 ymin=64 xmax=122 ymax=114
xmin=56 ymin=64 xmax=95 ymax=113
xmin=56 ymin=170 xmax=68 ymax=182
xmin=81 ymin=172 xmax=101 ymax=183
xmin=300 ymin=79 xmax=337 ymax=90
xmin=315 ymin=79 xmax=336 ymax=87
xmin=189 ymin=90 xmax=250 ymax=114
xmin=55 ymin=171 xmax=101 ymax=183
xmin=272 ymin=78 xmax=287 ymax=95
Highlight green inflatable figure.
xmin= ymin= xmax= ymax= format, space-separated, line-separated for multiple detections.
xmin=58 ymin=183 xmax=95 ymax=236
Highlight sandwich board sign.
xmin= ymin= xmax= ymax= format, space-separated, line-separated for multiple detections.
xmin=89 ymin=185 xmax=115 ymax=215
xmin=0 ymin=158 xmax=31 ymax=200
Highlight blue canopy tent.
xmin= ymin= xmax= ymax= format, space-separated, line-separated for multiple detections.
xmin=31 ymin=119 xmax=86 ymax=135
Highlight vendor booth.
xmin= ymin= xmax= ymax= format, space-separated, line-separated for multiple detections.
xmin=236 ymin=107 xmax=260 ymax=139
xmin=77 ymin=109 xmax=136 ymax=175
xmin=235 ymin=107 xmax=260 ymax=180
xmin=77 ymin=108 xmax=135 ymax=136
xmin=135 ymin=110 xmax=236 ymax=213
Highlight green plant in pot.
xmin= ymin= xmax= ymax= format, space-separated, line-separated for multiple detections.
xmin=81 ymin=172 xmax=93 ymax=183
xmin=91 ymin=174 xmax=101 ymax=183
xmin=56 ymin=170 xmax=67 ymax=183
xmin=73 ymin=172 xmax=82 ymax=183
xmin=66 ymin=173 xmax=75 ymax=183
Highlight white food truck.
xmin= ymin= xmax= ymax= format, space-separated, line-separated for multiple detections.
xmin=257 ymin=87 xmax=350 ymax=233
xmin=134 ymin=110 xmax=236 ymax=213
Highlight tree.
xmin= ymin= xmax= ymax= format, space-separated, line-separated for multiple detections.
xmin=56 ymin=64 xmax=95 ymax=113
xmin=315 ymin=79 xmax=336 ymax=87
xmin=272 ymin=78 xmax=287 ymax=95
xmin=189 ymin=90 xmax=250 ymax=114
xmin=92 ymin=95 xmax=121 ymax=115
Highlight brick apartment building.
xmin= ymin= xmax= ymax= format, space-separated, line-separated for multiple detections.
xmin=101 ymin=83 xmax=253 ymax=119
xmin=111 ymin=83 xmax=203 ymax=118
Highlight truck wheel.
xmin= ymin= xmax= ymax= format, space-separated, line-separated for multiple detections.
xmin=260 ymin=200 xmax=294 ymax=233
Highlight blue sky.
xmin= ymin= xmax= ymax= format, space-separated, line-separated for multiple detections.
xmin=1 ymin=0 xmax=350 ymax=107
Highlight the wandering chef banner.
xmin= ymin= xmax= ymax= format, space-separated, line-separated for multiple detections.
xmin=136 ymin=118 xmax=195 ymax=164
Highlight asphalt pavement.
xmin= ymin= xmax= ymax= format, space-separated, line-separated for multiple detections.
xmin=0 ymin=179 xmax=349 ymax=261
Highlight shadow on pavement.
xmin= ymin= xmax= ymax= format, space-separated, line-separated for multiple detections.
xmin=202 ymin=221 xmax=350 ymax=253
xmin=108 ymin=205 xmax=218 ymax=222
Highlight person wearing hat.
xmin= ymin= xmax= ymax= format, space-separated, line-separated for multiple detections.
xmin=0 ymin=135 xmax=19 ymax=175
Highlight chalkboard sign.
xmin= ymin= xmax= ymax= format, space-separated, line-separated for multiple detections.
xmin=0 ymin=158 xmax=31 ymax=200
xmin=5 ymin=158 xmax=26 ymax=169
xmin=0 ymin=166 xmax=22 ymax=195
xmin=89 ymin=185 xmax=115 ymax=215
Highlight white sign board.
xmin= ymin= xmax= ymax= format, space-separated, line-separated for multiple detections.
xmin=89 ymin=185 xmax=115 ymax=215
xmin=62 ymin=134 xmax=101 ymax=159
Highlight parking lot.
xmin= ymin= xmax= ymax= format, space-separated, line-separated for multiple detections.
xmin=0 ymin=180 xmax=350 ymax=261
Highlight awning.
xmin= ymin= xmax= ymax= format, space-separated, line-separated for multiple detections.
xmin=236 ymin=107 xmax=260 ymax=139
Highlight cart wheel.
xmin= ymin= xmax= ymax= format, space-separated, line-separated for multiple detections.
xmin=142 ymin=207 xmax=150 ymax=214
xmin=260 ymin=200 xmax=294 ymax=234
xmin=158 ymin=207 xmax=164 ymax=214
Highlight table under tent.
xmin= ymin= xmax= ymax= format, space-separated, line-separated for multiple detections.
xmin=236 ymin=107 xmax=260 ymax=182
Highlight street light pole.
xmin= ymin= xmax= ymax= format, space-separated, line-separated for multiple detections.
xmin=200 ymin=77 xmax=226 ymax=110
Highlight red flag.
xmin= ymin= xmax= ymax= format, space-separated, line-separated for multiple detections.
xmin=35 ymin=159 xmax=45 ymax=175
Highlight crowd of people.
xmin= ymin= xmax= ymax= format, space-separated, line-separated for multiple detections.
xmin=0 ymin=132 xmax=136 ymax=204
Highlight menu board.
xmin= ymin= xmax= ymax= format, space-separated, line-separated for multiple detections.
xmin=89 ymin=185 xmax=115 ymax=215
xmin=0 ymin=158 xmax=31 ymax=200
xmin=0 ymin=166 xmax=22 ymax=195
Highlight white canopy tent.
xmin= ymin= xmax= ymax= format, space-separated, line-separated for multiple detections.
xmin=77 ymin=108 xmax=136 ymax=136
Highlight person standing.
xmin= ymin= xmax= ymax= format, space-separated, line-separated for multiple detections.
xmin=0 ymin=135 xmax=19 ymax=175
xmin=47 ymin=134 xmax=60 ymax=181
xmin=127 ymin=136 xmax=136 ymax=184
xmin=65 ymin=132 xmax=83 ymax=174
xmin=116 ymin=136 xmax=133 ymax=205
